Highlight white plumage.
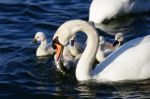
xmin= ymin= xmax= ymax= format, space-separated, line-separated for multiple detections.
xmin=89 ymin=0 xmax=150 ymax=24
xmin=96 ymin=33 xmax=124 ymax=63
xmin=33 ymin=32 xmax=55 ymax=57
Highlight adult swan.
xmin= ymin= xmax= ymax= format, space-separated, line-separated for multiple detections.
xmin=89 ymin=0 xmax=150 ymax=24
xmin=52 ymin=19 xmax=150 ymax=82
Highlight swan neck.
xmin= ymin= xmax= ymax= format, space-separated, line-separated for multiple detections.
xmin=68 ymin=20 xmax=99 ymax=81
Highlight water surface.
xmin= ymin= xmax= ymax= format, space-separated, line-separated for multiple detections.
xmin=0 ymin=0 xmax=150 ymax=98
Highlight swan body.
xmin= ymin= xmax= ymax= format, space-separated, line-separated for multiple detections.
xmin=89 ymin=0 xmax=150 ymax=24
xmin=52 ymin=19 xmax=150 ymax=82
xmin=33 ymin=32 xmax=55 ymax=57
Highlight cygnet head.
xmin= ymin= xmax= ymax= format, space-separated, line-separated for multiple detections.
xmin=113 ymin=33 xmax=124 ymax=47
xmin=33 ymin=32 xmax=46 ymax=43
xmin=115 ymin=33 xmax=124 ymax=42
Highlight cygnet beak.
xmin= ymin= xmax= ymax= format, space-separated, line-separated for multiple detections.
xmin=32 ymin=38 xmax=37 ymax=44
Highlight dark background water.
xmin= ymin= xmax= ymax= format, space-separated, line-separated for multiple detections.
xmin=0 ymin=0 xmax=150 ymax=98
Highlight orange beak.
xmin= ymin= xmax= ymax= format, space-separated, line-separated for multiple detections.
xmin=55 ymin=43 xmax=63 ymax=61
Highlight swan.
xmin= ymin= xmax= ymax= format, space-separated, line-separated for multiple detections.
xmin=96 ymin=33 xmax=124 ymax=63
xmin=32 ymin=32 xmax=55 ymax=57
xmin=52 ymin=19 xmax=150 ymax=82
xmin=89 ymin=0 xmax=150 ymax=24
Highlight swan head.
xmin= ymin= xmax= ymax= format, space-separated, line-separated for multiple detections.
xmin=113 ymin=32 xmax=124 ymax=47
xmin=52 ymin=20 xmax=78 ymax=61
xmin=52 ymin=26 xmax=69 ymax=61
xmin=32 ymin=32 xmax=46 ymax=43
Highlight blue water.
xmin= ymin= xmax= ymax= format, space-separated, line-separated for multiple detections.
xmin=0 ymin=0 xmax=150 ymax=98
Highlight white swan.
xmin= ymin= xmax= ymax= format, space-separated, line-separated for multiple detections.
xmin=33 ymin=32 xmax=55 ymax=57
xmin=52 ymin=19 xmax=150 ymax=82
xmin=89 ymin=0 xmax=150 ymax=24
xmin=96 ymin=33 xmax=124 ymax=63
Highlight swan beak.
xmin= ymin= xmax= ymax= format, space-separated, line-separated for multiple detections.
xmin=113 ymin=40 xmax=119 ymax=47
xmin=55 ymin=43 xmax=64 ymax=61
xmin=52 ymin=37 xmax=64 ymax=61
xmin=32 ymin=39 xmax=37 ymax=44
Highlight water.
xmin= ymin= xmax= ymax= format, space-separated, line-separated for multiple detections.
xmin=0 ymin=0 xmax=150 ymax=98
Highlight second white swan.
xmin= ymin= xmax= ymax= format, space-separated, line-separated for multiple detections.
xmin=52 ymin=19 xmax=150 ymax=82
